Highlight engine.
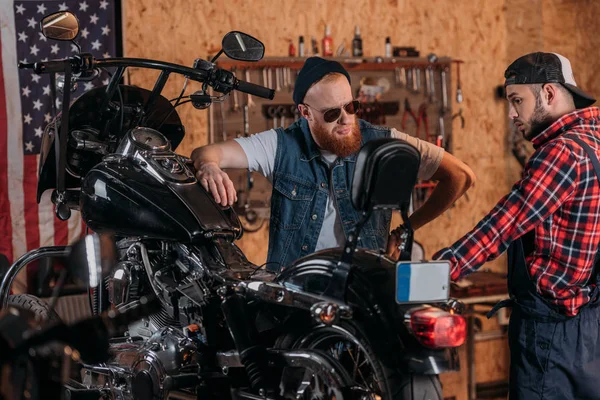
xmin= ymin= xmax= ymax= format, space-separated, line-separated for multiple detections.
xmin=81 ymin=240 xmax=216 ymax=399
xmin=82 ymin=327 xmax=200 ymax=399
xmin=79 ymin=237 xmax=264 ymax=399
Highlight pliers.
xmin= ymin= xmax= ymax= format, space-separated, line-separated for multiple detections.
xmin=401 ymin=99 xmax=429 ymax=141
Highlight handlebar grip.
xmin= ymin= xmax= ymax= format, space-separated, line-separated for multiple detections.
xmin=18 ymin=62 xmax=35 ymax=70
xmin=33 ymin=59 xmax=70 ymax=74
xmin=236 ymin=80 xmax=275 ymax=100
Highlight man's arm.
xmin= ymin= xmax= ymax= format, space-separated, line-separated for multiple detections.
xmin=387 ymin=150 xmax=475 ymax=259
xmin=434 ymin=140 xmax=578 ymax=281
xmin=190 ymin=130 xmax=278 ymax=207
xmin=409 ymin=150 xmax=476 ymax=230
xmin=190 ymin=140 xmax=248 ymax=206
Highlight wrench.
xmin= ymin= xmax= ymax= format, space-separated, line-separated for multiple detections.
xmin=245 ymin=69 xmax=255 ymax=107
xmin=456 ymin=62 xmax=463 ymax=103
xmin=275 ymin=68 xmax=281 ymax=91
xmin=426 ymin=67 xmax=436 ymax=103
xmin=406 ymin=69 xmax=413 ymax=91
xmin=230 ymin=68 xmax=239 ymax=112
xmin=220 ymin=102 xmax=227 ymax=141
xmin=441 ymin=68 xmax=449 ymax=112
xmin=267 ymin=68 xmax=273 ymax=90
xmin=414 ymin=68 xmax=421 ymax=93
xmin=437 ymin=111 xmax=445 ymax=149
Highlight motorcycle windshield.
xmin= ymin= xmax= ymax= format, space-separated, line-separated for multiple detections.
xmin=36 ymin=85 xmax=185 ymax=202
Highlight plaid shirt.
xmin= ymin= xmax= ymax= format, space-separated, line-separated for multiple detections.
xmin=434 ymin=107 xmax=600 ymax=316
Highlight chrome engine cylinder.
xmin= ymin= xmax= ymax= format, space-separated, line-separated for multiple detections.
xmin=82 ymin=327 xmax=198 ymax=400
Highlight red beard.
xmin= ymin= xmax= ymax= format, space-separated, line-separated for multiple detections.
xmin=311 ymin=121 xmax=362 ymax=157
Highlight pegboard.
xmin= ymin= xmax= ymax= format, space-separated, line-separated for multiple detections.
xmin=208 ymin=57 xmax=460 ymax=229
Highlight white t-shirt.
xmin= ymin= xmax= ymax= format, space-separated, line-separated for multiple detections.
xmin=234 ymin=127 xmax=443 ymax=251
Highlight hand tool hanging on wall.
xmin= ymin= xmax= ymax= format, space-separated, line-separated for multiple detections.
xmin=406 ymin=68 xmax=413 ymax=91
xmin=413 ymin=68 xmax=421 ymax=93
xmin=456 ymin=62 xmax=463 ymax=103
xmin=275 ymin=68 xmax=282 ymax=91
xmin=268 ymin=106 xmax=279 ymax=129
xmin=220 ymin=102 xmax=227 ymax=142
xmin=452 ymin=108 xmax=465 ymax=128
xmin=230 ymin=67 xmax=240 ymax=112
xmin=426 ymin=53 xmax=438 ymax=103
xmin=437 ymin=109 xmax=446 ymax=149
xmin=245 ymin=69 xmax=255 ymax=107
xmin=416 ymin=103 xmax=429 ymax=142
xmin=276 ymin=105 xmax=286 ymax=127
xmin=267 ymin=67 xmax=273 ymax=89
xmin=402 ymin=98 xmax=419 ymax=132
xmin=441 ymin=67 xmax=449 ymax=113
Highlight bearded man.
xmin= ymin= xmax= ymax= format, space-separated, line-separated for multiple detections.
xmin=191 ymin=57 xmax=474 ymax=270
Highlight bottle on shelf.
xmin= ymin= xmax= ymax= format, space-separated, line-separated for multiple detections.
xmin=352 ymin=25 xmax=363 ymax=57
xmin=322 ymin=25 xmax=333 ymax=57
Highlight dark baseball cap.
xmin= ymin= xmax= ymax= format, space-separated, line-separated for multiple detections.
xmin=504 ymin=52 xmax=595 ymax=109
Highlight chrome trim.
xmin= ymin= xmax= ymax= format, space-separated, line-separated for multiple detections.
xmin=237 ymin=280 xmax=353 ymax=318
xmin=0 ymin=246 xmax=70 ymax=308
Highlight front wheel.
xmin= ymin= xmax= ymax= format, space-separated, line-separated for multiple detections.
xmin=280 ymin=320 xmax=443 ymax=400
xmin=7 ymin=294 xmax=62 ymax=324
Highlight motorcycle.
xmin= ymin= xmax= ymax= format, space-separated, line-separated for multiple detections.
xmin=0 ymin=11 xmax=466 ymax=400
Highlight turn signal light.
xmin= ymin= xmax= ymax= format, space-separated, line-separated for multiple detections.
xmin=408 ymin=307 xmax=467 ymax=349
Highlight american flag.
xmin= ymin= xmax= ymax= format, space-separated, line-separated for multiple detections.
xmin=0 ymin=1 xmax=117 ymax=287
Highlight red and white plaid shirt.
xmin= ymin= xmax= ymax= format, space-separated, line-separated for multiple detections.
xmin=434 ymin=107 xmax=600 ymax=316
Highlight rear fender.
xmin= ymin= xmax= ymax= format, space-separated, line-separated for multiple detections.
xmin=275 ymin=249 xmax=461 ymax=374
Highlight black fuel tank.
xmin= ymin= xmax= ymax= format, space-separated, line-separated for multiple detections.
xmin=80 ymin=158 xmax=242 ymax=242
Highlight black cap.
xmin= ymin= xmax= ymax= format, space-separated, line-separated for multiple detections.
xmin=504 ymin=52 xmax=595 ymax=109
xmin=292 ymin=56 xmax=351 ymax=105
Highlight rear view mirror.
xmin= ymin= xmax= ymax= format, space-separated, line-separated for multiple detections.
xmin=40 ymin=11 xmax=80 ymax=41
xmin=222 ymin=31 xmax=265 ymax=62
xmin=351 ymin=138 xmax=421 ymax=212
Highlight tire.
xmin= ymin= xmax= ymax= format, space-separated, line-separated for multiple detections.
xmin=282 ymin=320 xmax=443 ymax=400
xmin=7 ymin=294 xmax=62 ymax=324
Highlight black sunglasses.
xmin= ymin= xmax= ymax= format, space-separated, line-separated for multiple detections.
xmin=303 ymin=100 xmax=361 ymax=123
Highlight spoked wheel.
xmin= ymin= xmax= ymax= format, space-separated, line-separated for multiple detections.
xmin=294 ymin=323 xmax=383 ymax=399
xmin=284 ymin=321 xmax=443 ymax=400
xmin=279 ymin=362 xmax=346 ymax=400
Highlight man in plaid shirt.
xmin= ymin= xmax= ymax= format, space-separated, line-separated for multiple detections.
xmin=434 ymin=53 xmax=600 ymax=399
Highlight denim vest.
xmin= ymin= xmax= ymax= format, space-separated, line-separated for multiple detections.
xmin=266 ymin=118 xmax=392 ymax=270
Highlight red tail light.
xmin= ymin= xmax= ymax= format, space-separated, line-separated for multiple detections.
xmin=408 ymin=307 xmax=467 ymax=349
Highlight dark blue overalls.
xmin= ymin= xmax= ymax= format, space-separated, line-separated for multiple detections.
xmin=489 ymin=137 xmax=600 ymax=399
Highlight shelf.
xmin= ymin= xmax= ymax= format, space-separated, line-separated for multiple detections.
xmin=216 ymin=56 xmax=462 ymax=71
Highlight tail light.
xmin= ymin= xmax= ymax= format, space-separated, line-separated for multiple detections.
xmin=407 ymin=307 xmax=467 ymax=349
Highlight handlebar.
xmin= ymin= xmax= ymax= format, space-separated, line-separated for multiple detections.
xmin=236 ymin=79 xmax=275 ymax=100
xmin=18 ymin=55 xmax=275 ymax=99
